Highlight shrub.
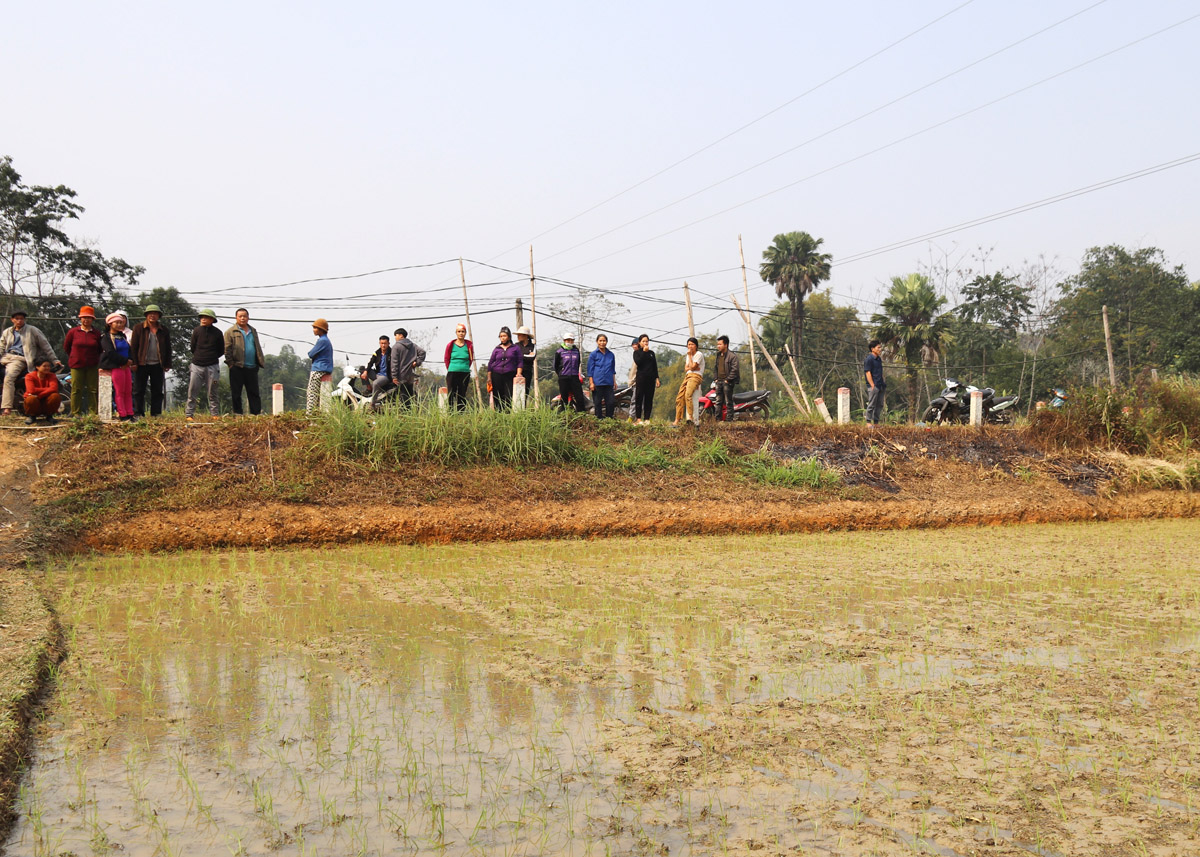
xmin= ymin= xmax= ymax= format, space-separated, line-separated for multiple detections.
xmin=742 ymin=452 xmax=841 ymax=488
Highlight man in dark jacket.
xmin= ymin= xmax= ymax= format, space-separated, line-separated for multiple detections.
xmin=186 ymin=309 xmax=224 ymax=420
xmin=363 ymin=336 xmax=390 ymax=383
xmin=224 ymin=308 xmax=267 ymax=416
xmin=553 ymin=334 xmax=587 ymax=413
xmin=713 ymin=335 xmax=740 ymax=422
xmin=130 ymin=304 xmax=173 ymax=418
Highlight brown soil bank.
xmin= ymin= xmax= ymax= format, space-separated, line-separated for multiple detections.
xmin=31 ymin=416 xmax=1200 ymax=552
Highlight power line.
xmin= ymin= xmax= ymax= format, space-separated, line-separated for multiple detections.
xmin=551 ymin=12 xmax=1200 ymax=275
xmin=480 ymin=0 xmax=980 ymax=263
xmin=537 ymin=0 xmax=1111 ymax=265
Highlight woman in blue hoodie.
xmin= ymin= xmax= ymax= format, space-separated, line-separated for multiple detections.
xmin=306 ymin=318 xmax=333 ymax=415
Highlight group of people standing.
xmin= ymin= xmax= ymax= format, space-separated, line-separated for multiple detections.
xmin=332 ymin=320 xmax=745 ymax=423
xmin=1 ymin=306 xmax=267 ymax=423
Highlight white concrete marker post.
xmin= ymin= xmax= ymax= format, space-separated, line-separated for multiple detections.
xmin=691 ymin=386 xmax=702 ymax=426
xmin=98 ymin=371 xmax=114 ymax=422
xmin=438 ymin=386 xmax=448 ymax=412
xmin=513 ymin=375 xmax=527 ymax=411
xmin=272 ymin=383 xmax=284 ymax=415
xmin=837 ymin=387 xmax=850 ymax=424
xmin=815 ymin=397 xmax=833 ymax=424
xmin=970 ymin=389 xmax=983 ymax=426
xmin=319 ymin=374 xmax=332 ymax=412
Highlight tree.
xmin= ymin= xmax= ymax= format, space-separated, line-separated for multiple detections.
xmin=871 ymin=274 xmax=954 ymax=422
xmin=261 ymin=345 xmax=313 ymax=412
xmin=0 ymin=155 xmax=142 ymax=315
xmin=758 ymin=231 xmax=831 ymax=360
xmin=1050 ymin=245 xmax=1191 ymax=382
xmin=948 ymin=271 xmax=1033 ymax=387
xmin=756 ymin=293 xmax=865 ymax=400
xmin=546 ymin=288 xmax=625 ymax=345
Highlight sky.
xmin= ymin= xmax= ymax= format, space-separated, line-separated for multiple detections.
xmin=5 ymin=0 xmax=1198 ymax=370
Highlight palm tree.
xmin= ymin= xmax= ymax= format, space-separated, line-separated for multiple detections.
xmin=758 ymin=232 xmax=832 ymax=360
xmin=871 ymin=273 xmax=953 ymax=423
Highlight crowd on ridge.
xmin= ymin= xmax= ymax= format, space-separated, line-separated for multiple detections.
xmin=1 ymin=307 xmax=887 ymax=426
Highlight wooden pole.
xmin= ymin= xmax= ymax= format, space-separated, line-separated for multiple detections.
xmin=682 ymin=281 xmax=695 ymax=339
xmin=529 ymin=246 xmax=539 ymax=406
xmin=782 ymin=343 xmax=813 ymax=415
xmin=460 ymin=258 xmax=484 ymax=407
xmin=739 ymin=235 xmax=758 ymax=390
xmin=1102 ymin=304 xmax=1118 ymax=387
xmin=731 ymin=295 xmax=805 ymax=416
xmin=515 ymin=298 xmax=524 ymax=328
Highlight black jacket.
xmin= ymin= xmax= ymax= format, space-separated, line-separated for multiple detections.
xmin=98 ymin=332 xmax=130 ymax=370
xmin=190 ymin=325 xmax=224 ymax=367
xmin=632 ymin=348 xmax=659 ymax=384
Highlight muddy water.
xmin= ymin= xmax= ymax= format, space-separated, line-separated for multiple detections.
xmin=7 ymin=518 xmax=1200 ymax=856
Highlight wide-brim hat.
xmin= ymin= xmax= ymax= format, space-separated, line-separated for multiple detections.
xmin=312 ymin=317 xmax=329 ymax=332
xmin=78 ymin=306 xmax=96 ymax=319
xmin=199 ymin=308 xmax=218 ymax=320
xmin=516 ymin=325 xmax=532 ymax=337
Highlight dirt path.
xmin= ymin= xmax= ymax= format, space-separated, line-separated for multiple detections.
xmin=0 ymin=429 xmax=63 ymax=840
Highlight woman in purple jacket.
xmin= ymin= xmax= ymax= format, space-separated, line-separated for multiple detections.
xmin=487 ymin=326 xmax=523 ymax=411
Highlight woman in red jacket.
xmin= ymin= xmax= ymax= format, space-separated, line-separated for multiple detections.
xmin=23 ymin=359 xmax=62 ymax=425
xmin=62 ymin=305 xmax=102 ymax=416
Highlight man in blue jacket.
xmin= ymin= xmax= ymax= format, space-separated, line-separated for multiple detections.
xmin=554 ymin=334 xmax=587 ymax=413
xmin=585 ymin=333 xmax=616 ymax=419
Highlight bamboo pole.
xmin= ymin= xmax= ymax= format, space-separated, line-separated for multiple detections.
xmin=782 ymin=343 xmax=813 ymax=415
xmin=460 ymin=258 xmax=484 ymax=407
xmin=1102 ymin=304 xmax=1117 ymax=387
xmin=731 ymin=295 xmax=805 ymax=416
xmin=682 ymin=281 xmax=695 ymax=339
xmin=529 ymin=246 xmax=539 ymax=406
xmin=738 ymin=235 xmax=758 ymax=390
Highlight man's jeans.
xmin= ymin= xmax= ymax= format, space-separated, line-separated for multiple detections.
xmin=866 ymin=385 xmax=886 ymax=424
xmin=186 ymin=364 xmax=220 ymax=417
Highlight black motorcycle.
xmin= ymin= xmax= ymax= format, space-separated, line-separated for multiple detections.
xmin=697 ymin=382 xmax=771 ymax=421
xmin=923 ymin=378 xmax=968 ymax=425
xmin=550 ymin=383 xmax=634 ymax=416
xmin=924 ymin=378 xmax=1019 ymax=425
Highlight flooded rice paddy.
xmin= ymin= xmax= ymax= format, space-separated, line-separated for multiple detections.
xmin=6 ymin=519 xmax=1200 ymax=856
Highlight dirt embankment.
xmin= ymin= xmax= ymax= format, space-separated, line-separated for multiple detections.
xmin=0 ymin=431 xmax=63 ymax=835
xmin=29 ymin=417 xmax=1200 ymax=552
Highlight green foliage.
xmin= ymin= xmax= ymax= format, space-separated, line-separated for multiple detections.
xmin=0 ymin=155 xmax=143 ymax=313
xmin=1051 ymin=246 xmax=1192 ymax=381
xmin=262 ymin=345 xmax=314 ymax=412
xmin=578 ymin=441 xmax=676 ymax=472
xmin=1029 ymin=377 xmax=1200 ymax=456
xmin=313 ymin=401 xmax=582 ymax=468
xmin=741 ymin=452 xmax=841 ymax=489
xmin=759 ymin=231 xmax=832 ymax=360
xmin=871 ymin=274 xmax=954 ymax=422
xmin=691 ymin=437 xmax=735 ymax=467
xmin=757 ymin=293 xmax=865 ymax=400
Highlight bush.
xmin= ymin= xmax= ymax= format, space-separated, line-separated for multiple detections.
xmin=742 ymin=452 xmax=841 ymax=488
xmin=1029 ymin=378 xmax=1200 ymax=455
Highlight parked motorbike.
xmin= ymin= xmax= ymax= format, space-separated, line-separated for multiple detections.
xmin=1049 ymin=388 xmax=1069 ymax=408
xmin=550 ymin=383 xmax=633 ymax=416
xmin=924 ymin=378 xmax=1019 ymax=424
xmin=697 ymin=382 xmax=771 ymax=421
xmin=334 ymin=370 xmax=374 ymax=410
xmin=966 ymin=385 xmax=1021 ymax=424
xmin=923 ymin=378 xmax=968 ymax=424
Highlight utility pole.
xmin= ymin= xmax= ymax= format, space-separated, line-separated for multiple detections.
xmin=682 ymin=282 xmax=695 ymax=339
xmin=515 ymin=298 xmax=524 ymax=328
xmin=1102 ymin=304 xmax=1118 ymax=387
xmin=460 ymin=258 xmax=484 ymax=407
xmin=739 ymin=234 xmax=758 ymax=390
xmin=528 ymin=246 xmax=539 ymax=405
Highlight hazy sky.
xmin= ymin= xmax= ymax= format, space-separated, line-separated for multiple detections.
xmin=6 ymin=0 xmax=1198 ymax=367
